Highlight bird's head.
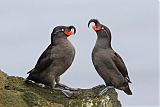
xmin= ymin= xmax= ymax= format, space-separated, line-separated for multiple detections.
xmin=88 ymin=19 xmax=103 ymax=31
xmin=51 ymin=26 xmax=76 ymax=38
xmin=88 ymin=19 xmax=111 ymax=38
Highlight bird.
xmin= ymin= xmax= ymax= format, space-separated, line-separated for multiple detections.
xmin=27 ymin=26 xmax=76 ymax=92
xmin=88 ymin=19 xmax=132 ymax=95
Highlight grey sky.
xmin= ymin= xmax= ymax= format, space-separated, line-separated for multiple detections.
xmin=0 ymin=0 xmax=159 ymax=106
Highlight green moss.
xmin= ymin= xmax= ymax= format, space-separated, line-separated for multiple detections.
xmin=0 ymin=70 xmax=121 ymax=107
xmin=23 ymin=91 xmax=56 ymax=107
xmin=0 ymin=70 xmax=8 ymax=90
xmin=0 ymin=90 xmax=28 ymax=107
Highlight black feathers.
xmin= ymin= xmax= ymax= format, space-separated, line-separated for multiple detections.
xmin=27 ymin=26 xmax=76 ymax=88
xmin=89 ymin=19 xmax=132 ymax=95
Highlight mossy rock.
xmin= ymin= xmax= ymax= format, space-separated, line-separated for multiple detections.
xmin=0 ymin=70 xmax=8 ymax=90
xmin=0 ymin=70 xmax=121 ymax=107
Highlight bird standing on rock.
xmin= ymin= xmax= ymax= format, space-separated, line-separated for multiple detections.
xmin=27 ymin=26 xmax=76 ymax=92
xmin=88 ymin=19 xmax=132 ymax=95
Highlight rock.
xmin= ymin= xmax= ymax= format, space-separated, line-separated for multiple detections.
xmin=0 ymin=70 xmax=121 ymax=107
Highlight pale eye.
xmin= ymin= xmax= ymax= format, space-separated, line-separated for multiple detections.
xmin=71 ymin=28 xmax=74 ymax=32
xmin=102 ymin=27 xmax=104 ymax=29
xmin=61 ymin=29 xmax=64 ymax=31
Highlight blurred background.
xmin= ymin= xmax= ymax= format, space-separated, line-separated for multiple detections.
xmin=0 ymin=0 xmax=159 ymax=107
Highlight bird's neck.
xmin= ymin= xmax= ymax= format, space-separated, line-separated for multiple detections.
xmin=51 ymin=34 xmax=67 ymax=44
xmin=95 ymin=36 xmax=112 ymax=49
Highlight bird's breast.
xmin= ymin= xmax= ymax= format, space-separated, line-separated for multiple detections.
xmin=61 ymin=42 xmax=75 ymax=68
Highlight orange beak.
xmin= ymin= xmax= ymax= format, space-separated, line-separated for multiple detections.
xmin=92 ymin=25 xmax=102 ymax=31
xmin=64 ymin=31 xmax=73 ymax=36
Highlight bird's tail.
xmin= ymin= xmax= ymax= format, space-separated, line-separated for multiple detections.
xmin=26 ymin=74 xmax=31 ymax=79
xmin=26 ymin=69 xmax=34 ymax=80
xmin=125 ymin=76 xmax=132 ymax=83
xmin=27 ymin=68 xmax=34 ymax=74
xmin=123 ymin=86 xmax=132 ymax=95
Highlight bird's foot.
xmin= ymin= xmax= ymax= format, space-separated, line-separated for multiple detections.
xmin=25 ymin=79 xmax=35 ymax=84
xmin=55 ymin=83 xmax=79 ymax=91
xmin=37 ymin=83 xmax=45 ymax=88
xmin=53 ymin=87 xmax=73 ymax=98
xmin=61 ymin=90 xmax=73 ymax=98
xmin=98 ymin=86 xmax=114 ymax=96
xmin=25 ymin=79 xmax=47 ymax=88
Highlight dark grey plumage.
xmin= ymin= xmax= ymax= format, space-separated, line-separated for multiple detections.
xmin=88 ymin=19 xmax=132 ymax=95
xmin=27 ymin=26 xmax=76 ymax=89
